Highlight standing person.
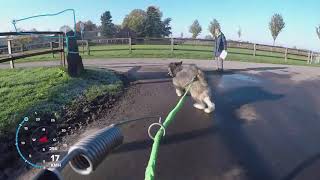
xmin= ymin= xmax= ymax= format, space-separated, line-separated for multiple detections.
xmin=214 ymin=28 xmax=227 ymax=72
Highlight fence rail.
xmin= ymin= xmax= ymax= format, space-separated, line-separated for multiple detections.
xmin=0 ymin=34 xmax=319 ymax=68
xmin=0 ymin=31 xmax=65 ymax=68
xmin=76 ymin=37 xmax=319 ymax=64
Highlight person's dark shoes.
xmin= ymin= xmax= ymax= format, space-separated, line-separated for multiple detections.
xmin=217 ymin=69 xmax=224 ymax=73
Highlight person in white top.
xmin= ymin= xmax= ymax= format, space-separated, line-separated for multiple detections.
xmin=214 ymin=28 xmax=227 ymax=72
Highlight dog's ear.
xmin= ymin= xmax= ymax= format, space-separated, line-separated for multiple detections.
xmin=175 ymin=61 xmax=182 ymax=66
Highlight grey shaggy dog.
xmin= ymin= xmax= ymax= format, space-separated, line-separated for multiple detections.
xmin=168 ymin=61 xmax=215 ymax=113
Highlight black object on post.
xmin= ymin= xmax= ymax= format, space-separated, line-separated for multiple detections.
xmin=66 ymin=31 xmax=84 ymax=77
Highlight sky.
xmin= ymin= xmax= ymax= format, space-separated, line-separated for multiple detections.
xmin=0 ymin=0 xmax=320 ymax=51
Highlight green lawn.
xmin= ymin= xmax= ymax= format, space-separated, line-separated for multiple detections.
xmin=13 ymin=44 xmax=318 ymax=66
xmin=0 ymin=67 xmax=123 ymax=135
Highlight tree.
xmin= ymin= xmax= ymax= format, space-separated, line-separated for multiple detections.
xmin=122 ymin=7 xmax=171 ymax=37
xmin=205 ymin=35 xmax=213 ymax=40
xmin=14 ymin=36 xmax=32 ymax=47
xmin=237 ymin=26 xmax=242 ymax=41
xmin=76 ymin=21 xmax=98 ymax=32
xmin=122 ymin=9 xmax=147 ymax=37
xmin=269 ymin=13 xmax=285 ymax=45
xmin=76 ymin=21 xmax=84 ymax=32
xmin=161 ymin=18 xmax=172 ymax=37
xmin=14 ymin=28 xmax=25 ymax=32
xmin=29 ymin=28 xmax=37 ymax=32
xmin=208 ymin=19 xmax=220 ymax=38
xmin=143 ymin=6 xmax=171 ymax=37
xmin=189 ymin=20 xmax=202 ymax=38
xmin=144 ymin=6 xmax=162 ymax=37
xmin=113 ymin=24 xmax=122 ymax=35
xmin=115 ymin=27 xmax=136 ymax=38
xmin=316 ymin=25 xmax=320 ymax=40
xmin=60 ymin=25 xmax=72 ymax=33
xmin=84 ymin=20 xmax=98 ymax=31
xmin=100 ymin=11 xmax=116 ymax=37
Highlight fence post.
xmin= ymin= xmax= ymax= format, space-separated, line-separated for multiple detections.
xmin=284 ymin=48 xmax=288 ymax=62
xmin=253 ymin=43 xmax=256 ymax=56
xmin=82 ymin=40 xmax=85 ymax=54
xmin=171 ymin=37 xmax=174 ymax=54
xmin=307 ymin=51 xmax=311 ymax=64
xmin=7 ymin=39 xmax=14 ymax=69
xmin=129 ymin=38 xmax=132 ymax=54
xmin=62 ymin=35 xmax=66 ymax=67
xmin=59 ymin=35 xmax=62 ymax=65
xmin=50 ymin=42 xmax=54 ymax=58
xmin=59 ymin=35 xmax=63 ymax=66
xmin=86 ymin=40 xmax=90 ymax=55
xmin=310 ymin=51 xmax=314 ymax=64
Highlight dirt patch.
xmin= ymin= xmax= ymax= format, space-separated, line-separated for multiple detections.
xmin=0 ymin=74 xmax=129 ymax=180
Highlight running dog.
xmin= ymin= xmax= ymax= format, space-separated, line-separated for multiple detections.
xmin=168 ymin=61 xmax=215 ymax=113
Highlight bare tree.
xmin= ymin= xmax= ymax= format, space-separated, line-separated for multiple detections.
xmin=237 ymin=26 xmax=242 ymax=41
xmin=316 ymin=25 xmax=320 ymax=40
xmin=29 ymin=28 xmax=37 ymax=32
xmin=189 ymin=20 xmax=202 ymax=38
xmin=208 ymin=19 xmax=220 ymax=38
xmin=269 ymin=13 xmax=285 ymax=45
xmin=60 ymin=25 xmax=72 ymax=34
xmin=204 ymin=35 xmax=213 ymax=40
xmin=84 ymin=20 xmax=98 ymax=31
xmin=14 ymin=36 xmax=32 ymax=47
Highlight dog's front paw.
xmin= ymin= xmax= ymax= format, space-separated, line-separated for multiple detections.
xmin=176 ymin=89 xmax=183 ymax=97
xmin=193 ymin=103 xmax=205 ymax=110
xmin=204 ymin=107 xmax=214 ymax=114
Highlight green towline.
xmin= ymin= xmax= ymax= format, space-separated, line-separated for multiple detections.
xmin=144 ymin=85 xmax=191 ymax=180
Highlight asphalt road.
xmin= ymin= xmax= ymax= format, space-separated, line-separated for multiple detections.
xmin=11 ymin=59 xmax=320 ymax=180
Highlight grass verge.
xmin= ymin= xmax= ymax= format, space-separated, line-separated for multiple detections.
xmin=0 ymin=67 xmax=123 ymax=135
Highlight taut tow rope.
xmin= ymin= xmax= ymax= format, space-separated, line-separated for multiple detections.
xmin=144 ymin=75 xmax=196 ymax=180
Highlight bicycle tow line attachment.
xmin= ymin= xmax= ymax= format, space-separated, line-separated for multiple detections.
xmin=144 ymin=76 xmax=196 ymax=180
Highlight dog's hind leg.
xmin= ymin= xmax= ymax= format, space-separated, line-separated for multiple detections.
xmin=192 ymin=96 xmax=206 ymax=110
xmin=203 ymin=96 xmax=215 ymax=113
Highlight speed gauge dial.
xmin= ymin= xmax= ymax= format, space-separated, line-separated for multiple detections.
xmin=15 ymin=116 xmax=70 ymax=169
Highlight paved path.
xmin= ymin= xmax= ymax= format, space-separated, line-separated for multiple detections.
xmin=2 ymin=58 xmax=320 ymax=82
xmin=12 ymin=59 xmax=320 ymax=180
